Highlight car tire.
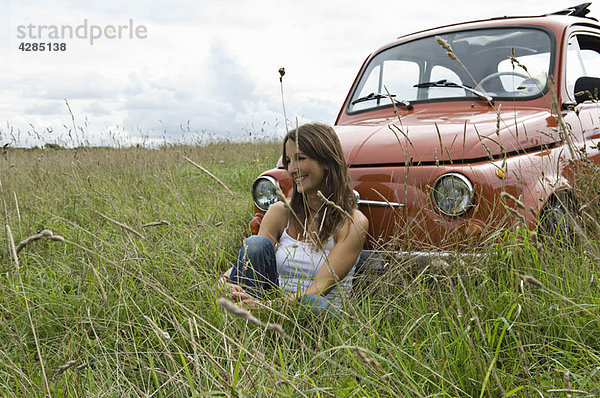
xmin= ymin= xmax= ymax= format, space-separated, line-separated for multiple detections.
xmin=539 ymin=191 xmax=582 ymax=246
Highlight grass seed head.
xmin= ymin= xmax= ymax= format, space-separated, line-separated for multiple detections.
xmin=435 ymin=36 xmax=453 ymax=53
xmin=218 ymin=297 xmax=261 ymax=323
xmin=217 ymin=298 xmax=286 ymax=335
xmin=141 ymin=220 xmax=170 ymax=228
xmin=57 ymin=360 xmax=78 ymax=375
xmin=446 ymin=51 xmax=457 ymax=60
xmin=16 ymin=229 xmax=66 ymax=253
xmin=48 ymin=235 xmax=65 ymax=242
xmin=521 ymin=274 xmax=543 ymax=288
xmin=76 ymin=363 xmax=88 ymax=371
xmin=501 ymin=191 xmax=526 ymax=210
xmin=355 ymin=345 xmax=382 ymax=371
xmin=434 ymin=36 xmax=458 ymax=60
xmin=529 ymin=230 xmax=544 ymax=256
xmin=503 ymin=204 xmax=526 ymax=224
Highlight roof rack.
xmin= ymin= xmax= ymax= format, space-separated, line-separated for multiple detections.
xmin=551 ymin=2 xmax=593 ymax=18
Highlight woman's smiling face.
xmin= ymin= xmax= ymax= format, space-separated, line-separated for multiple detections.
xmin=284 ymin=139 xmax=326 ymax=196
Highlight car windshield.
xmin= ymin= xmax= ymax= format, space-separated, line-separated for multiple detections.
xmin=349 ymin=27 xmax=553 ymax=112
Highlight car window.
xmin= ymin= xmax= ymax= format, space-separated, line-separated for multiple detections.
xmin=348 ymin=27 xmax=553 ymax=113
xmin=352 ymin=61 xmax=419 ymax=111
xmin=381 ymin=60 xmax=419 ymax=100
xmin=497 ymin=52 xmax=549 ymax=95
xmin=566 ymin=34 xmax=600 ymax=100
xmin=352 ymin=65 xmax=381 ymax=111
xmin=429 ymin=65 xmax=465 ymax=98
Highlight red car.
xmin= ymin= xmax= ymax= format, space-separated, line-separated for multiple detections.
xmin=251 ymin=3 xmax=600 ymax=257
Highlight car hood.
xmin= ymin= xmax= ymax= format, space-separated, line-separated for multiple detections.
xmin=337 ymin=108 xmax=557 ymax=165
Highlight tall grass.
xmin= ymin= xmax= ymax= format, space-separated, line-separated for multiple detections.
xmin=1 ymin=137 xmax=599 ymax=396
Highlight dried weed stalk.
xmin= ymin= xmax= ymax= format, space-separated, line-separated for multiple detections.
xmin=143 ymin=315 xmax=171 ymax=340
xmin=183 ymin=156 xmax=235 ymax=197
xmin=16 ymin=229 xmax=65 ymax=254
xmin=435 ymin=36 xmax=480 ymax=91
xmin=56 ymin=360 xmax=77 ymax=376
xmin=275 ymin=186 xmax=304 ymax=231
xmin=317 ymin=190 xmax=353 ymax=222
xmin=88 ymin=263 xmax=108 ymax=303
xmin=141 ymin=220 xmax=170 ymax=228
xmin=95 ymin=211 xmax=145 ymax=239
xmin=217 ymin=297 xmax=285 ymax=335
xmin=6 ymin=225 xmax=51 ymax=396
xmin=503 ymin=205 xmax=526 ymax=224
xmin=546 ymin=389 xmax=588 ymax=395
xmin=13 ymin=191 xmax=21 ymax=223
xmin=547 ymin=76 xmax=577 ymax=159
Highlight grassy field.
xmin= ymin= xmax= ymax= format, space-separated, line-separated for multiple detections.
xmin=1 ymin=141 xmax=599 ymax=397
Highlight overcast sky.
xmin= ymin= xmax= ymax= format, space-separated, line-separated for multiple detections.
xmin=0 ymin=0 xmax=595 ymax=147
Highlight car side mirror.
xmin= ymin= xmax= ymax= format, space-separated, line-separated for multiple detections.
xmin=574 ymin=76 xmax=600 ymax=104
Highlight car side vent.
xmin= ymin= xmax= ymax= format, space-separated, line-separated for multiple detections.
xmin=551 ymin=3 xmax=596 ymax=19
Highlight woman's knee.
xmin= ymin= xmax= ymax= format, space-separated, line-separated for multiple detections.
xmin=242 ymin=235 xmax=274 ymax=255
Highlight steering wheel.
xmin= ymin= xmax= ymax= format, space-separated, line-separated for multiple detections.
xmin=478 ymin=71 xmax=530 ymax=89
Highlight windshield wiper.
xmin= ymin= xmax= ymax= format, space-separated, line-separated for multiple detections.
xmin=414 ymin=79 xmax=494 ymax=104
xmin=351 ymin=92 xmax=413 ymax=109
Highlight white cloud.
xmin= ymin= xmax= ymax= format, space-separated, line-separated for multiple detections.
xmin=0 ymin=0 xmax=595 ymax=146
xmin=22 ymin=72 xmax=120 ymax=100
xmin=24 ymin=101 xmax=63 ymax=115
xmin=84 ymin=101 xmax=112 ymax=116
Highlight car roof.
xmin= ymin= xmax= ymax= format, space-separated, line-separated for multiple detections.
xmin=397 ymin=3 xmax=598 ymax=40
xmin=373 ymin=6 xmax=600 ymax=55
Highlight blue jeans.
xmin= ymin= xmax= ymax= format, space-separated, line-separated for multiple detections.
xmin=229 ymin=235 xmax=338 ymax=316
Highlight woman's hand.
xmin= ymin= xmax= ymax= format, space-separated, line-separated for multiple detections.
xmin=237 ymin=297 xmax=275 ymax=311
xmin=215 ymin=280 xmax=264 ymax=310
xmin=235 ymin=294 xmax=260 ymax=310
xmin=216 ymin=279 xmax=243 ymax=297
xmin=229 ymin=287 xmax=253 ymax=302
xmin=215 ymin=274 xmax=244 ymax=297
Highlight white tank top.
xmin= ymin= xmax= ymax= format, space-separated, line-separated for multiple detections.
xmin=275 ymin=227 xmax=356 ymax=307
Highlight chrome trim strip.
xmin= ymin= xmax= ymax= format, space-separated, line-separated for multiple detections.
xmin=356 ymin=249 xmax=484 ymax=272
xmin=357 ymin=199 xmax=404 ymax=207
xmin=354 ymin=189 xmax=404 ymax=208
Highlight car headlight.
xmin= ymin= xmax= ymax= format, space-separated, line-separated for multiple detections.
xmin=432 ymin=173 xmax=474 ymax=216
xmin=252 ymin=176 xmax=280 ymax=211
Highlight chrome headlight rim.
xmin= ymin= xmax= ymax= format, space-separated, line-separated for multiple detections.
xmin=432 ymin=172 xmax=474 ymax=217
xmin=251 ymin=175 xmax=280 ymax=211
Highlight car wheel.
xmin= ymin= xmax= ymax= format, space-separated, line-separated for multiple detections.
xmin=539 ymin=191 xmax=582 ymax=246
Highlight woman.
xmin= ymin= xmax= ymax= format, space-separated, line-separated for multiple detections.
xmin=219 ymin=123 xmax=368 ymax=314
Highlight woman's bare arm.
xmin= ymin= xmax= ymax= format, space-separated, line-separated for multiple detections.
xmin=283 ymin=209 xmax=368 ymax=302
xmin=257 ymin=201 xmax=287 ymax=245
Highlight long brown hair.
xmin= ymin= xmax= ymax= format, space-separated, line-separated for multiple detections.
xmin=282 ymin=123 xmax=356 ymax=244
